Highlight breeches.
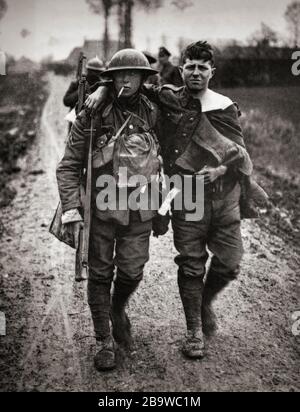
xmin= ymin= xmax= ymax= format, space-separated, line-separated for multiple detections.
xmin=172 ymin=183 xmax=243 ymax=281
xmin=88 ymin=211 xmax=152 ymax=285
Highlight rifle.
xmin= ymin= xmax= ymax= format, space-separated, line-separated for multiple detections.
xmin=77 ymin=53 xmax=87 ymax=113
xmin=76 ymin=52 xmax=84 ymax=81
xmin=75 ymin=116 xmax=94 ymax=282
xmin=73 ymin=53 xmax=90 ymax=282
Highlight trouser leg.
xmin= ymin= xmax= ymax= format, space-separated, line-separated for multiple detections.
xmin=112 ymin=273 xmax=140 ymax=314
xmin=111 ymin=211 xmax=152 ymax=346
xmin=111 ymin=272 xmax=140 ymax=346
xmin=87 ymin=217 xmax=118 ymax=371
xmin=88 ymin=217 xmax=116 ymax=340
xmin=178 ymin=270 xmax=204 ymax=333
xmin=203 ymin=184 xmax=243 ymax=336
xmin=172 ymin=208 xmax=210 ymax=328
xmin=172 ymin=210 xmax=210 ymax=358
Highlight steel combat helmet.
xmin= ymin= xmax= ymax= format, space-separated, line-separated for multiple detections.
xmin=102 ymin=49 xmax=158 ymax=76
xmin=86 ymin=56 xmax=105 ymax=72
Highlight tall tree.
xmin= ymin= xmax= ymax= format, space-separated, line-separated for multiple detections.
xmin=285 ymin=1 xmax=300 ymax=47
xmin=117 ymin=0 xmax=126 ymax=48
xmin=119 ymin=0 xmax=163 ymax=48
xmin=123 ymin=0 xmax=133 ymax=47
xmin=249 ymin=22 xmax=278 ymax=49
xmin=86 ymin=0 xmax=116 ymax=60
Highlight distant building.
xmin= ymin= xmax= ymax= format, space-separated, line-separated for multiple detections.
xmin=66 ymin=39 xmax=119 ymax=66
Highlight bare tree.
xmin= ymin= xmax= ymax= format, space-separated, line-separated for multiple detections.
xmin=285 ymin=1 xmax=300 ymax=47
xmin=86 ymin=0 xmax=116 ymax=60
xmin=249 ymin=22 xmax=278 ymax=49
xmin=0 ymin=0 xmax=7 ymax=21
xmin=124 ymin=0 xmax=133 ymax=47
xmin=117 ymin=0 xmax=126 ymax=48
xmin=118 ymin=0 xmax=163 ymax=48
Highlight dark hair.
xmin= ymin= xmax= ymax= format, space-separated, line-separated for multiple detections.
xmin=181 ymin=41 xmax=214 ymax=66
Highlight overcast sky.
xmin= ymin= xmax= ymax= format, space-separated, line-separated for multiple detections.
xmin=0 ymin=0 xmax=293 ymax=61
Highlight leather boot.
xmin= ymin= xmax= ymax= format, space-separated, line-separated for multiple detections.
xmin=94 ymin=335 xmax=116 ymax=371
xmin=88 ymin=280 xmax=116 ymax=371
xmin=178 ymin=273 xmax=205 ymax=359
xmin=202 ymin=269 xmax=231 ymax=337
xmin=111 ymin=275 xmax=140 ymax=348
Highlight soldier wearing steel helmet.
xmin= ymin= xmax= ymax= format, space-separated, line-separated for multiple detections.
xmin=56 ymin=49 xmax=161 ymax=372
xmin=158 ymin=46 xmax=183 ymax=87
xmin=143 ymin=51 xmax=159 ymax=85
xmin=85 ymin=41 xmax=268 ymax=363
xmin=63 ymin=56 xmax=105 ymax=112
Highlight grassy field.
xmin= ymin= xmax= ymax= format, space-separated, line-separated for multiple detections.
xmin=217 ymin=86 xmax=300 ymax=175
xmin=218 ymin=86 xmax=300 ymax=131
xmin=0 ymin=73 xmax=48 ymax=209
xmin=216 ymin=86 xmax=300 ymax=245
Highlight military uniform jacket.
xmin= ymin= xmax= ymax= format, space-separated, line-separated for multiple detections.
xmin=63 ymin=80 xmax=97 ymax=111
xmin=56 ymin=93 xmax=159 ymax=226
xmin=159 ymin=62 xmax=183 ymax=87
xmin=142 ymin=84 xmax=253 ymax=198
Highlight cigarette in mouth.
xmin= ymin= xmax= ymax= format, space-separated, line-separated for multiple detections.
xmin=118 ymin=87 xmax=125 ymax=98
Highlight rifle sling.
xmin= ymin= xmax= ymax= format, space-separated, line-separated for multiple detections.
xmin=81 ymin=116 xmax=94 ymax=267
xmin=109 ymin=114 xmax=132 ymax=144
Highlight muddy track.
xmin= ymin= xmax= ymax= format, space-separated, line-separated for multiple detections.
xmin=0 ymin=74 xmax=299 ymax=392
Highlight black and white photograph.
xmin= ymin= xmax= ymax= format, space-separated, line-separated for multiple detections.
xmin=0 ymin=0 xmax=299 ymax=394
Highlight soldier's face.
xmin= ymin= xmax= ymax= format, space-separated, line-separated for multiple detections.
xmin=113 ymin=70 xmax=143 ymax=97
xmin=87 ymin=69 xmax=102 ymax=85
xmin=182 ymin=58 xmax=215 ymax=92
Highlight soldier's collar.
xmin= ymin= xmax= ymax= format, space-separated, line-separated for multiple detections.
xmin=180 ymin=87 xmax=199 ymax=108
xmin=101 ymin=93 xmax=154 ymax=119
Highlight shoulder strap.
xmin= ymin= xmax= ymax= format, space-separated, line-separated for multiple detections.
xmin=109 ymin=114 xmax=132 ymax=144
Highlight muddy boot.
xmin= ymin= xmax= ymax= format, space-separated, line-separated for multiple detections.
xmin=88 ymin=280 xmax=115 ymax=370
xmin=202 ymin=270 xmax=231 ymax=337
xmin=111 ymin=275 xmax=140 ymax=348
xmin=178 ymin=273 xmax=205 ymax=359
xmin=94 ymin=335 xmax=116 ymax=371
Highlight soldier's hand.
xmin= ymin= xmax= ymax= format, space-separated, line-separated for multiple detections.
xmin=152 ymin=214 xmax=170 ymax=237
xmin=85 ymin=86 xmax=108 ymax=112
xmin=63 ymin=221 xmax=84 ymax=250
xmin=196 ymin=165 xmax=227 ymax=185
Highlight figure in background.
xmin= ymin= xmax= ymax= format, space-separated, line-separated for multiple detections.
xmin=143 ymin=51 xmax=159 ymax=85
xmin=63 ymin=56 xmax=105 ymax=132
xmin=158 ymin=46 xmax=183 ymax=87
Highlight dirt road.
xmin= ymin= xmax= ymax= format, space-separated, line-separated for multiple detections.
xmin=0 ymin=74 xmax=299 ymax=392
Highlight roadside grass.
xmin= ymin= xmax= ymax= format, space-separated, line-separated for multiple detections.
xmin=0 ymin=72 xmax=48 ymax=212
xmin=228 ymin=88 xmax=300 ymax=246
